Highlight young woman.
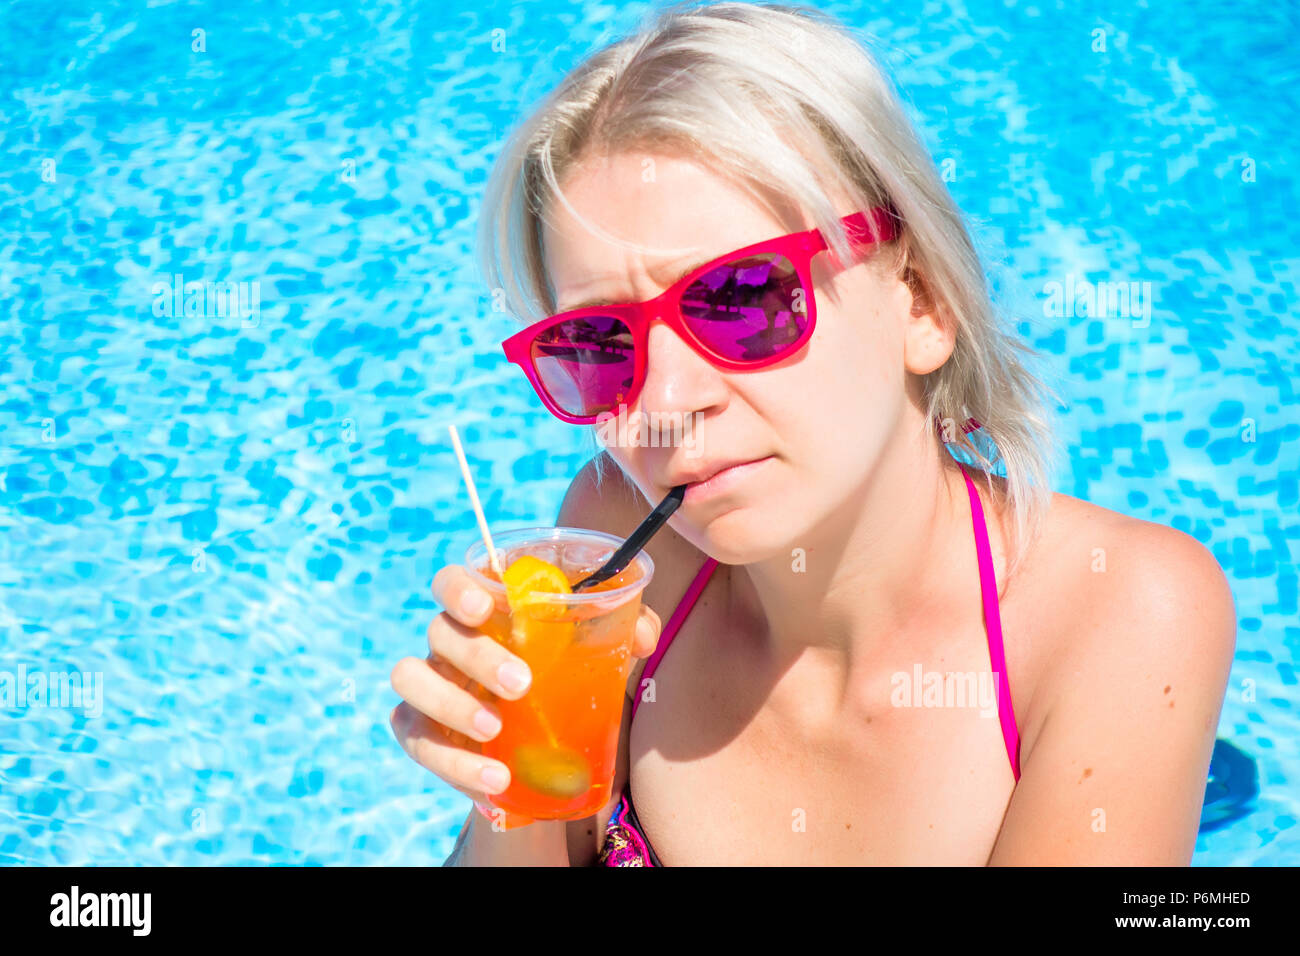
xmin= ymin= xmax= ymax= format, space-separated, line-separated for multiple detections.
xmin=391 ymin=1 xmax=1236 ymax=865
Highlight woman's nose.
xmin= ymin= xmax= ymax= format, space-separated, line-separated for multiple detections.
xmin=634 ymin=319 xmax=729 ymax=418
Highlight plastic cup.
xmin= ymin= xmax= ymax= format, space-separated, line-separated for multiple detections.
xmin=463 ymin=527 xmax=655 ymax=825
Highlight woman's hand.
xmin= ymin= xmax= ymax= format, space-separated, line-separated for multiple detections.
xmin=389 ymin=563 xmax=662 ymax=815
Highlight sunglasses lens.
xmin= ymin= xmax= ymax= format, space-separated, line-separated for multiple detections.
xmin=680 ymin=253 xmax=808 ymax=361
xmin=530 ymin=315 xmax=634 ymax=419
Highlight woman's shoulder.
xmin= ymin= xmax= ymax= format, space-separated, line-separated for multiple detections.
xmin=1031 ymin=489 xmax=1235 ymax=634
xmin=986 ymin=489 xmax=1237 ymax=861
xmin=1017 ymin=488 xmax=1237 ymax=747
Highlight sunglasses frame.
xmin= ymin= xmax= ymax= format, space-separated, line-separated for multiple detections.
xmin=501 ymin=207 xmax=899 ymax=424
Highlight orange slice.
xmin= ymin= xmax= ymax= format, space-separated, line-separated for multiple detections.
xmin=502 ymin=555 xmax=572 ymax=619
xmin=501 ymin=556 xmax=575 ymax=679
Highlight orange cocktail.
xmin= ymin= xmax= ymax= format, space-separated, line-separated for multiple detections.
xmin=463 ymin=528 xmax=655 ymax=823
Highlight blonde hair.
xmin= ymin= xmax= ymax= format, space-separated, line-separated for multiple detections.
xmin=476 ymin=0 xmax=1062 ymax=582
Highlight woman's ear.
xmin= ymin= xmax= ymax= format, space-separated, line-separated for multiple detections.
xmin=900 ymin=263 xmax=957 ymax=376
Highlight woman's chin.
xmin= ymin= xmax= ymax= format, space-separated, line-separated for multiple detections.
xmin=686 ymin=505 xmax=804 ymax=566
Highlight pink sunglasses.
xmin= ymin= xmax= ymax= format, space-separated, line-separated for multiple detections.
xmin=501 ymin=208 xmax=899 ymax=424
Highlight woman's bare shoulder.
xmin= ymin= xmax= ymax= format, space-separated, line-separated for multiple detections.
xmin=1020 ymin=488 xmax=1237 ymax=740
xmin=1032 ymin=489 xmax=1233 ymax=623
xmin=989 ymin=489 xmax=1236 ymax=862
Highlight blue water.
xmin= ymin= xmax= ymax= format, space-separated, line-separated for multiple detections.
xmin=1 ymin=0 xmax=1295 ymax=865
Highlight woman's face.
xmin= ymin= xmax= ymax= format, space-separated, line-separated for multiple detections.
xmin=541 ymin=151 xmax=952 ymax=563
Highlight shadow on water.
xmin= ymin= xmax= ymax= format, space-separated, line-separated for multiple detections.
xmin=1199 ymin=739 xmax=1259 ymax=834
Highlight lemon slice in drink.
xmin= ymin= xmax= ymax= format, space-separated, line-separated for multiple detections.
xmin=502 ymin=556 xmax=576 ymax=676
xmin=502 ymin=555 xmax=572 ymax=618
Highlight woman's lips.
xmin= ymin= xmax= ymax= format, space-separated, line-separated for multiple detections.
xmin=683 ymin=456 xmax=774 ymax=504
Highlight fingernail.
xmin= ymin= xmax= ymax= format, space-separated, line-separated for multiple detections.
xmin=472 ymin=708 xmax=502 ymax=739
xmin=462 ymin=590 xmax=492 ymax=617
xmin=497 ymin=660 xmax=531 ymax=693
xmin=480 ymin=765 xmax=509 ymax=793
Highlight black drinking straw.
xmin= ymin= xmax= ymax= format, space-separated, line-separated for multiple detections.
xmin=571 ymin=484 xmax=687 ymax=591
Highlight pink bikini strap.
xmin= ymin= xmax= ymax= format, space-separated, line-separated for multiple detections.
xmin=961 ymin=466 xmax=1022 ymax=781
xmin=630 ymin=557 xmax=720 ymax=721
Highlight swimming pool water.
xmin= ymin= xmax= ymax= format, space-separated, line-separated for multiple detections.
xmin=1 ymin=0 xmax=1296 ymax=865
